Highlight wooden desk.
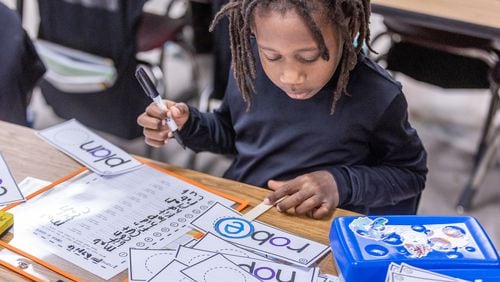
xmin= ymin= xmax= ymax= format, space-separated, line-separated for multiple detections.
xmin=0 ymin=121 xmax=357 ymax=281
xmin=371 ymin=0 xmax=500 ymax=40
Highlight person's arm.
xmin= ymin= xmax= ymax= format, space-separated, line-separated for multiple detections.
xmin=331 ymin=93 xmax=427 ymax=209
xmin=266 ymin=93 xmax=427 ymax=218
xmin=179 ymin=98 xmax=237 ymax=155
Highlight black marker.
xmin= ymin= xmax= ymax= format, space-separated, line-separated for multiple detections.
xmin=135 ymin=67 xmax=185 ymax=149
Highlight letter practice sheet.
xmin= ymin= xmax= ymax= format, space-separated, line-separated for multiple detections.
xmin=8 ymin=165 xmax=234 ymax=280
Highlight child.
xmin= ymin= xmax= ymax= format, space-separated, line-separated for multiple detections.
xmin=0 ymin=2 xmax=45 ymax=126
xmin=137 ymin=0 xmax=427 ymax=218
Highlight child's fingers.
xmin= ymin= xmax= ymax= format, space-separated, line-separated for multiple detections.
xmin=172 ymin=102 xmax=189 ymax=116
xmin=137 ymin=112 xmax=162 ymax=129
xmin=147 ymin=102 xmax=168 ymax=118
xmin=294 ymin=195 xmax=322 ymax=216
xmin=275 ymin=188 xmax=312 ymax=213
xmin=311 ymin=205 xmax=333 ymax=219
xmin=165 ymin=100 xmax=178 ymax=109
xmin=267 ymin=179 xmax=286 ymax=191
xmin=145 ymin=137 xmax=167 ymax=148
xmin=265 ymin=180 xmax=297 ymax=204
xmin=143 ymin=127 xmax=170 ymax=142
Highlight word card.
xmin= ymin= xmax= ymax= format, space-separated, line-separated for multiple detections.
xmin=192 ymin=232 xmax=268 ymax=260
xmin=190 ymin=202 xmax=330 ymax=267
xmin=386 ymin=263 xmax=470 ymax=282
xmin=0 ymin=153 xmax=25 ymax=206
xmin=175 ymin=245 xmax=320 ymax=282
xmin=37 ymin=119 xmax=142 ymax=175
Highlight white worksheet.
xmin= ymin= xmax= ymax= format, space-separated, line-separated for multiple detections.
xmin=17 ymin=177 xmax=51 ymax=196
xmin=190 ymin=202 xmax=330 ymax=267
xmin=0 ymin=153 xmax=25 ymax=206
xmin=37 ymin=119 xmax=142 ymax=175
xmin=148 ymin=260 xmax=193 ymax=282
xmin=9 ymin=165 xmax=234 ymax=280
xmin=128 ymin=248 xmax=176 ymax=281
xmin=175 ymin=246 xmax=320 ymax=282
xmin=181 ymin=254 xmax=261 ymax=282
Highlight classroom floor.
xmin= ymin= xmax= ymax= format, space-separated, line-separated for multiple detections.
xmin=22 ymin=6 xmax=500 ymax=250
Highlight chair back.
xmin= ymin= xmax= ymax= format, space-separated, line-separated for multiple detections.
xmin=383 ymin=17 xmax=495 ymax=89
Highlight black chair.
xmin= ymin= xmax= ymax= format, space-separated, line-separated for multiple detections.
xmin=372 ymin=17 xmax=500 ymax=213
xmin=137 ymin=0 xmax=197 ymax=101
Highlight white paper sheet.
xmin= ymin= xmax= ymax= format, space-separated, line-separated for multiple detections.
xmin=0 ymin=153 xmax=25 ymax=206
xmin=9 ymin=165 xmax=234 ymax=280
xmin=17 ymin=177 xmax=51 ymax=196
xmin=37 ymin=119 xmax=142 ymax=175
xmin=175 ymin=246 xmax=320 ymax=282
xmin=181 ymin=254 xmax=261 ymax=282
xmin=190 ymin=202 xmax=330 ymax=267
xmin=148 ymin=260 xmax=193 ymax=282
xmin=386 ymin=263 xmax=469 ymax=282
xmin=317 ymin=273 xmax=340 ymax=282
xmin=128 ymin=248 xmax=176 ymax=281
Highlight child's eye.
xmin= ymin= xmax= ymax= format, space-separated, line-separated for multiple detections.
xmin=298 ymin=55 xmax=320 ymax=64
xmin=264 ymin=55 xmax=282 ymax=62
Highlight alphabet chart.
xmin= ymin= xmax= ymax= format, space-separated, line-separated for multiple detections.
xmin=37 ymin=119 xmax=142 ymax=175
xmin=0 ymin=153 xmax=25 ymax=206
xmin=190 ymin=202 xmax=331 ymax=267
xmin=7 ymin=165 xmax=238 ymax=280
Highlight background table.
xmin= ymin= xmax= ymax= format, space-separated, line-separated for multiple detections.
xmin=371 ymin=0 xmax=500 ymax=40
xmin=0 ymin=120 xmax=357 ymax=281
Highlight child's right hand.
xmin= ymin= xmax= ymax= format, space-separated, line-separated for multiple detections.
xmin=137 ymin=100 xmax=190 ymax=147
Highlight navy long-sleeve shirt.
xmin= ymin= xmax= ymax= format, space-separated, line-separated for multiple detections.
xmin=179 ymin=54 xmax=427 ymax=215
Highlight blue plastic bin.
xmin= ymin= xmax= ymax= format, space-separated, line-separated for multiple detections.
xmin=329 ymin=216 xmax=500 ymax=282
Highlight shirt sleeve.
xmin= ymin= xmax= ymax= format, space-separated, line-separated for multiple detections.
xmin=178 ymin=98 xmax=238 ymax=155
xmin=330 ymin=93 xmax=428 ymax=209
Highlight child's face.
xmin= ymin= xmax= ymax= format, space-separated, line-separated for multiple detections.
xmin=253 ymin=8 xmax=343 ymax=100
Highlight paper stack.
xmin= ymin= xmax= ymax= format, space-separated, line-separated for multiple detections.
xmin=128 ymin=202 xmax=338 ymax=282
xmin=34 ymin=39 xmax=117 ymax=93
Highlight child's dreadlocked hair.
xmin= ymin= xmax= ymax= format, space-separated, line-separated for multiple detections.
xmin=210 ymin=0 xmax=374 ymax=113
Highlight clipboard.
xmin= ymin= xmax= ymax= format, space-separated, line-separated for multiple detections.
xmin=0 ymin=161 xmax=249 ymax=282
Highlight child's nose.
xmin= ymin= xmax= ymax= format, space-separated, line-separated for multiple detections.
xmin=279 ymin=66 xmax=305 ymax=85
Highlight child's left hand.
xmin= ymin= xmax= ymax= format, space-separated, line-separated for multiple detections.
xmin=265 ymin=171 xmax=339 ymax=219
